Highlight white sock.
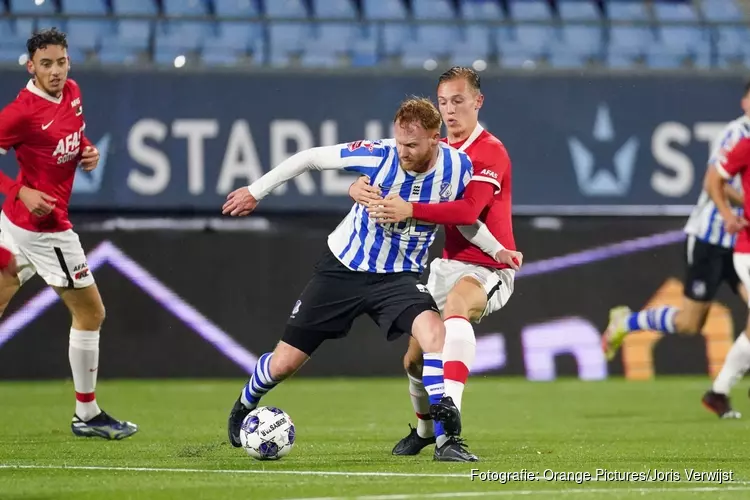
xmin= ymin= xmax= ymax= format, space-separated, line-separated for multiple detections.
xmin=69 ymin=328 xmax=102 ymax=421
xmin=407 ymin=373 xmax=433 ymax=438
xmin=713 ymin=332 xmax=750 ymax=395
xmin=442 ymin=316 xmax=476 ymax=412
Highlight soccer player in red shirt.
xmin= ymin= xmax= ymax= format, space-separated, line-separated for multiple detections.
xmin=0 ymin=29 xmax=137 ymax=439
xmin=350 ymin=67 xmax=521 ymax=461
xmin=705 ymin=136 xmax=750 ymax=416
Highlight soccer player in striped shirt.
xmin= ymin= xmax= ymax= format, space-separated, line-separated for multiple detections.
xmin=222 ymin=97 xmax=504 ymax=462
xmin=604 ymin=82 xmax=750 ymax=418
xmin=353 ymin=68 xmax=520 ymax=460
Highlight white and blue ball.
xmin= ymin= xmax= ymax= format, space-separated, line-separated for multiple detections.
xmin=239 ymin=406 xmax=296 ymax=460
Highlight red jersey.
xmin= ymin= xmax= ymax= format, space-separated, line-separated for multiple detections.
xmin=0 ymin=79 xmax=93 ymax=232
xmin=716 ymin=137 xmax=750 ymax=253
xmin=412 ymin=125 xmax=515 ymax=269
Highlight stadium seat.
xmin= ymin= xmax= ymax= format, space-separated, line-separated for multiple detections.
xmin=414 ymin=25 xmax=457 ymax=56
xmin=700 ymin=0 xmax=744 ymax=21
xmin=36 ymin=19 xmax=66 ymax=33
xmin=448 ymin=26 xmax=491 ymax=66
xmin=163 ymin=0 xmax=209 ymax=17
xmin=350 ymin=26 xmax=379 ymax=67
xmin=313 ymin=23 xmax=357 ymax=49
xmin=0 ymin=48 xmax=24 ymax=64
xmin=311 ymin=0 xmax=357 ymax=19
xmin=9 ymin=0 xmax=57 ymax=14
xmin=97 ymin=46 xmax=141 ymax=65
xmin=300 ymin=45 xmax=341 ymax=68
xmin=501 ymin=26 xmax=556 ymax=59
xmin=382 ymin=24 xmax=415 ymax=57
xmin=715 ymin=27 xmax=750 ymax=68
xmin=15 ymin=18 xmax=36 ymax=38
xmin=548 ymin=25 xmax=604 ymax=68
xmin=202 ymin=22 xmax=260 ymax=51
xmin=652 ymin=2 xmax=699 ymax=22
xmin=412 ymin=0 xmax=455 ymax=20
xmin=558 ymin=1 xmax=600 ymax=21
xmin=264 ymin=0 xmax=308 ymax=19
xmin=460 ymin=0 xmax=504 ymax=21
xmin=268 ymin=23 xmax=311 ymax=64
xmin=60 ymin=0 xmax=108 ymax=15
xmin=606 ymin=1 xmax=650 ymax=21
xmin=507 ymin=0 xmax=552 ymax=20
xmin=607 ymin=26 xmax=654 ymax=67
xmin=362 ymin=0 xmax=407 ymax=20
xmin=66 ymin=20 xmax=112 ymax=52
xmin=213 ymin=0 xmax=260 ymax=18
xmin=111 ymin=0 xmax=158 ymax=15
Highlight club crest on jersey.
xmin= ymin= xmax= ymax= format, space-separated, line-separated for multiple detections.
xmin=346 ymin=140 xmax=379 ymax=152
xmin=71 ymin=97 xmax=82 ymax=116
xmin=439 ymin=182 xmax=452 ymax=201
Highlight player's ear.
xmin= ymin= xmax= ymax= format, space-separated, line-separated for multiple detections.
xmin=475 ymin=92 xmax=484 ymax=110
xmin=25 ymin=58 xmax=34 ymax=76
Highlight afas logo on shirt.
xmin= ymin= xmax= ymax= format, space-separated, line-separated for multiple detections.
xmin=347 ymin=140 xmax=378 ymax=152
xmin=52 ymin=126 xmax=85 ymax=165
xmin=478 ymin=168 xmax=498 ymax=179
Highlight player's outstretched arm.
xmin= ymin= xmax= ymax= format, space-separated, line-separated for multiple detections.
xmin=223 ymin=143 xmax=382 ymax=216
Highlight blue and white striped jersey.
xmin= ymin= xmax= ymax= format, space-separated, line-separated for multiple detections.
xmin=327 ymin=139 xmax=472 ymax=274
xmin=684 ymin=115 xmax=750 ymax=249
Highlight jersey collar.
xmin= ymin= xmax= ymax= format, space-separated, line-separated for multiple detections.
xmin=26 ymin=79 xmax=62 ymax=105
xmin=453 ymin=124 xmax=484 ymax=152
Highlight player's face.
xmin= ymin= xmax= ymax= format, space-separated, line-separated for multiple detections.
xmin=27 ymin=45 xmax=69 ymax=97
xmin=437 ymin=78 xmax=484 ymax=139
xmin=394 ymin=120 xmax=440 ymax=172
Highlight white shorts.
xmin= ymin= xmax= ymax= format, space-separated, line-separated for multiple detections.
xmin=426 ymin=257 xmax=515 ymax=322
xmin=734 ymin=253 xmax=750 ymax=308
xmin=0 ymin=212 xmax=94 ymax=289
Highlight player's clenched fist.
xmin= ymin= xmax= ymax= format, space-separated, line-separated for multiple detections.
xmin=223 ymin=187 xmax=259 ymax=217
xmin=80 ymin=146 xmax=100 ymax=172
xmin=18 ymin=185 xmax=56 ymax=217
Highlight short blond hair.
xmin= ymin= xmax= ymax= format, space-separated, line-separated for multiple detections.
xmin=393 ymin=96 xmax=442 ymax=132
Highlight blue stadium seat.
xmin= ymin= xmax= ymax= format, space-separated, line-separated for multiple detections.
xmin=9 ymin=0 xmax=57 ymax=14
xmin=701 ymin=0 xmax=743 ymax=21
xmin=502 ymin=26 xmax=556 ymax=57
xmin=155 ymin=21 xmax=213 ymax=53
xmin=15 ymin=18 xmax=36 ymax=37
xmin=558 ymin=1 xmax=600 ymax=21
xmin=214 ymin=0 xmax=259 ymax=17
xmin=507 ymin=0 xmax=552 ymax=20
xmin=460 ymin=0 xmax=504 ymax=21
xmin=268 ymin=22 xmax=311 ymax=64
xmin=163 ymin=0 xmax=209 ymax=17
xmin=715 ymin=27 xmax=750 ymax=67
xmin=401 ymin=46 xmax=439 ymax=68
xmin=300 ymin=44 xmax=341 ymax=68
xmin=264 ymin=0 xmax=308 ymax=18
xmin=606 ymin=1 xmax=650 ymax=21
xmin=97 ymin=46 xmax=141 ymax=65
xmin=60 ymin=0 xmax=108 ymax=15
xmin=67 ymin=20 xmax=113 ymax=51
xmin=350 ymin=26 xmax=378 ymax=67
xmin=313 ymin=23 xmax=357 ymax=48
xmin=607 ymin=26 xmax=654 ymax=68
xmin=311 ymin=0 xmax=357 ymax=19
xmin=0 ymin=49 xmax=24 ymax=64
xmin=652 ymin=2 xmax=698 ymax=22
xmin=548 ymin=25 xmax=603 ymax=68
xmin=202 ymin=50 xmax=244 ymax=66
xmin=109 ymin=20 xmax=152 ymax=50
xmin=415 ymin=25 xmax=457 ymax=55
xmin=413 ymin=0 xmax=455 ymax=20
xmin=647 ymin=26 xmax=709 ymax=68
xmin=111 ymin=0 xmax=158 ymax=15
xmin=448 ymin=26 xmax=490 ymax=66
xmin=36 ymin=18 xmax=66 ymax=33
xmin=362 ymin=0 xmax=407 ymax=20
xmin=0 ymin=20 xmax=28 ymax=58
xmin=382 ymin=24 xmax=415 ymax=57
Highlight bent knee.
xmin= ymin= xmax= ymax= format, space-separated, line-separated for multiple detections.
xmin=404 ymin=354 xmax=423 ymax=379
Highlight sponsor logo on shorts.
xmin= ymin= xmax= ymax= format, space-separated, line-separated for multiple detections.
xmin=692 ymin=280 xmax=706 ymax=299
xmin=416 ymin=284 xmax=429 ymax=294
xmin=290 ymin=300 xmax=302 ymax=318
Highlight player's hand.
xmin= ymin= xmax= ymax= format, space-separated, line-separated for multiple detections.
xmin=79 ymin=146 xmax=99 ymax=172
xmin=349 ymin=176 xmax=382 ymax=206
xmin=222 ymin=187 xmax=258 ymax=217
xmin=495 ymin=249 xmax=523 ymax=271
xmin=368 ymin=193 xmax=412 ymax=223
xmin=18 ymin=186 xmax=56 ymax=217
xmin=725 ymin=214 xmax=749 ymax=234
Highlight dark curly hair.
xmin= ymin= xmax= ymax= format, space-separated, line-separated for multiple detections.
xmin=27 ymin=28 xmax=68 ymax=58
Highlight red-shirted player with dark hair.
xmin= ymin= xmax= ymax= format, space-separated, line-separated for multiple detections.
xmin=350 ymin=67 xmax=521 ymax=462
xmin=0 ymin=28 xmax=137 ymax=439
xmin=705 ymin=137 xmax=750 ymax=412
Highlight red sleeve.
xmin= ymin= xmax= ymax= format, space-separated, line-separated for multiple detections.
xmin=0 ymin=245 xmax=12 ymax=270
xmin=717 ymin=137 xmax=750 ymax=179
xmin=469 ymin=143 xmax=510 ymax=193
xmin=411 ymin=181 xmax=495 ymax=225
xmin=0 ymin=100 xmax=25 ymax=198
xmin=81 ymin=134 xmax=93 ymax=150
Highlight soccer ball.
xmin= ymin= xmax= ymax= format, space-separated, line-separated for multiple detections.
xmin=239 ymin=406 xmax=296 ymax=460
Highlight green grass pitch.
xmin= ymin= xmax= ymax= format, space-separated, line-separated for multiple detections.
xmin=0 ymin=377 xmax=748 ymax=499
